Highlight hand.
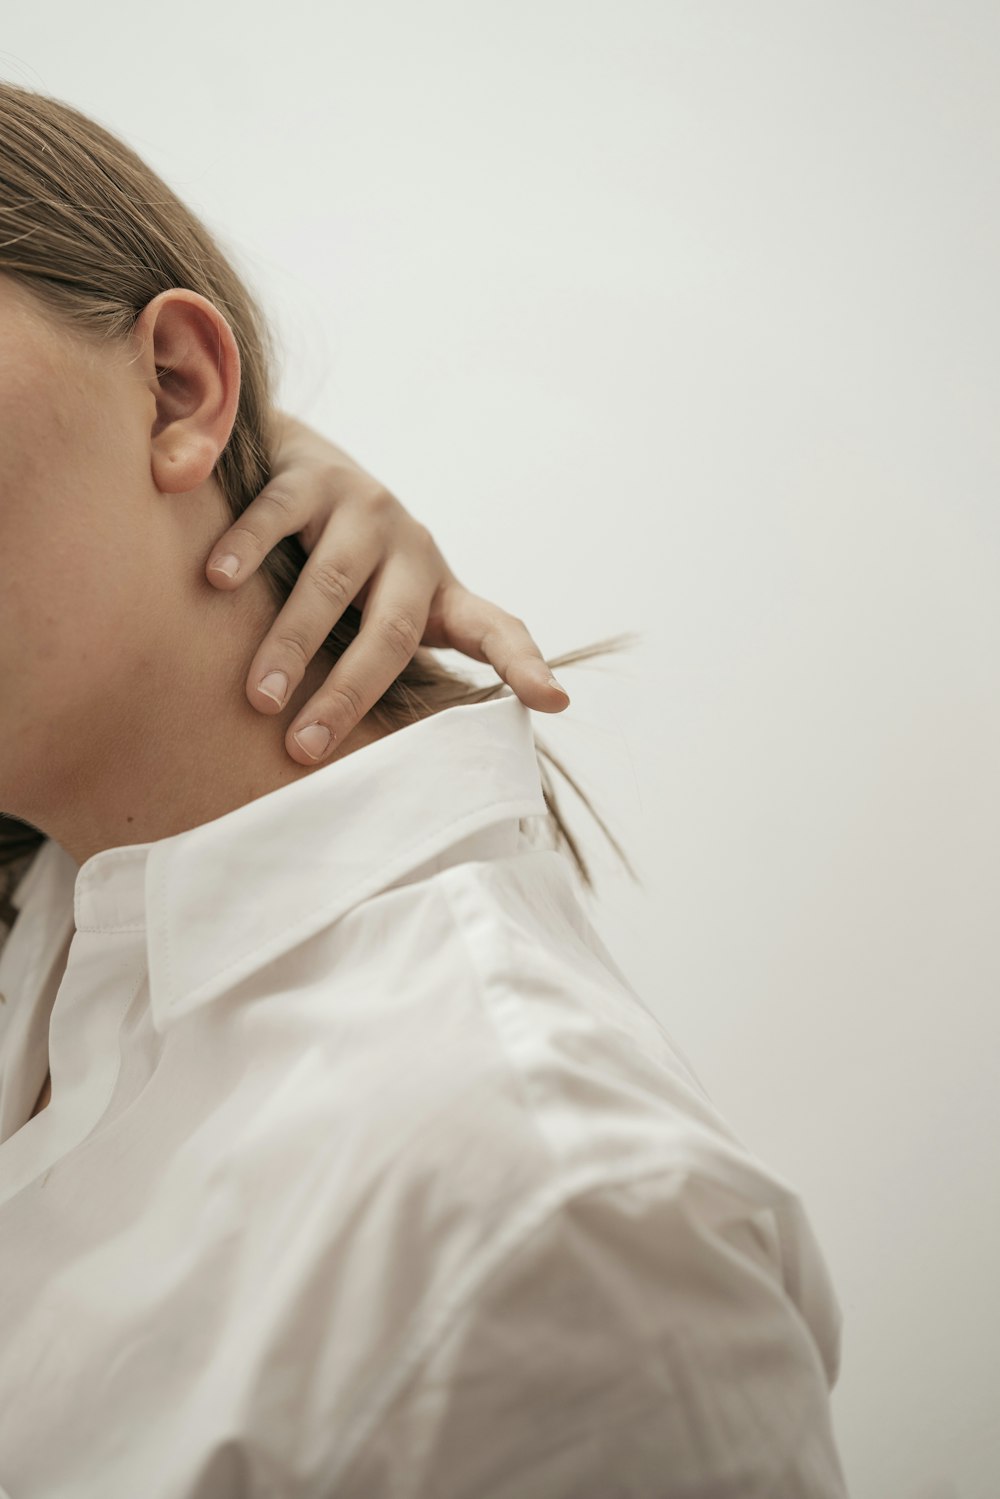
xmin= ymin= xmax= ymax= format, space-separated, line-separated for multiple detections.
xmin=206 ymin=412 xmax=570 ymax=766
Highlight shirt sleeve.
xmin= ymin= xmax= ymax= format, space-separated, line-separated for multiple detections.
xmin=331 ymin=1166 xmax=850 ymax=1499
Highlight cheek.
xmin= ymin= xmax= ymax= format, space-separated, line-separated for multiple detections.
xmin=6 ymin=381 xmax=148 ymax=621
xmin=3 ymin=476 xmax=150 ymax=706
xmin=0 ymin=336 xmax=159 ymax=711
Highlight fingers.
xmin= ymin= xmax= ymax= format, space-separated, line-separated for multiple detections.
xmin=426 ymin=583 xmax=570 ymax=711
xmin=206 ymin=484 xmax=305 ymax=586
xmin=206 ymin=480 xmax=571 ymax=778
xmin=284 ymin=559 xmax=431 ymax=763
xmin=245 ymin=529 xmax=387 ymax=720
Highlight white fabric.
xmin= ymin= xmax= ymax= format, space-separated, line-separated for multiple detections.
xmin=0 ymin=690 xmax=848 ymax=1498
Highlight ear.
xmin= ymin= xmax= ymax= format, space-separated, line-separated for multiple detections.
xmin=132 ymin=289 xmax=242 ymax=496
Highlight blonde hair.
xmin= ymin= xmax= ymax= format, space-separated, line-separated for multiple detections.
xmin=0 ymin=80 xmax=640 ymax=896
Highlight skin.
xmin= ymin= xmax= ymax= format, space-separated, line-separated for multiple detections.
xmin=0 ymin=273 xmax=390 ymax=874
xmin=206 ymin=415 xmax=570 ymax=765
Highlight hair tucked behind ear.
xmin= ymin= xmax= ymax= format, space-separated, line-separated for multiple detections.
xmin=0 ymin=79 xmax=642 ymax=897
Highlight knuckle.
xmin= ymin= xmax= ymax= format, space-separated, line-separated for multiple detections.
xmin=227 ymin=519 xmax=268 ymax=551
xmin=365 ymin=484 xmax=398 ymax=521
xmin=324 ymin=678 xmax=366 ymax=725
xmin=377 ymin=610 xmax=422 ymax=659
xmin=479 ymin=612 xmax=520 ymax=655
xmin=308 ymin=557 xmax=356 ymax=611
xmin=257 ymin=486 xmax=298 ymax=520
xmin=231 ymin=490 xmax=298 ymax=550
xmin=414 ymin=520 xmax=436 ymax=552
xmin=271 ymin=624 xmax=313 ymax=667
xmin=317 ymin=460 xmax=344 ymax=491
xmin=476 ymin=619 xmax=498 ymax=654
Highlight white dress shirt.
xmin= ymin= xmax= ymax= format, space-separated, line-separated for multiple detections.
xmin=0 ymin=690 xmax=848 ymax=1499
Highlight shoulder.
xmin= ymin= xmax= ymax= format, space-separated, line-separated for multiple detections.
xmin=332 ymin=1163 xmax=847 ymax=1499
xmin=421 ymin=851 xmax=845 ymax=1376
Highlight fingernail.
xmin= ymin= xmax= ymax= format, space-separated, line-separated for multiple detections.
xmin=293 ymin=723 xmax=333 ymax=760
xmin=258 ymin=671 xmax=288 ymax=707
xmin=546 ymin=673 xmax=569 ymax=700
xmin=211 ymin=553 xmax=240 ymax=579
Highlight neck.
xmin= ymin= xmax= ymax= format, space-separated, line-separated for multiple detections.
xmin=8 ymin=569 xmax=388 ymax=870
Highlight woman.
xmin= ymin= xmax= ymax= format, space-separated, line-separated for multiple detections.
xmin=0 ymin=81 xmax=849 ymax=1499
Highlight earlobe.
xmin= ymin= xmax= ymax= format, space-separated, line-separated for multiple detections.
xmin=150 ymin=429 xmax=222 ymax=494
xmin=141 ymin=288 xmax=241 ymax=496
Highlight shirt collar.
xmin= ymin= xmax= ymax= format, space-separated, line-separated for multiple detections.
xmin=71 ymin=690 xmax=548 ymax=1027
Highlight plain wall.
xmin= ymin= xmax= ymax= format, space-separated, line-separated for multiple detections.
xmin=3 ymin=4 xmax=997 ymax=1495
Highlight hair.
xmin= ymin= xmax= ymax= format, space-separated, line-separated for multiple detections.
xmin=0 ymin=79 xmax=641 ymax=902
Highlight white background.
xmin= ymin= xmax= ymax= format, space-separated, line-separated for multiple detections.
xmin=3 ymin=5 xmax=998 ymax=1496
